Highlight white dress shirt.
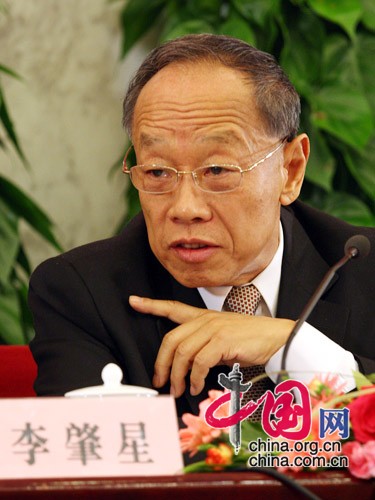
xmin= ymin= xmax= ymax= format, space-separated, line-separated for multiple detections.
xmin=198 ymin=223 xmax=358 ymax=392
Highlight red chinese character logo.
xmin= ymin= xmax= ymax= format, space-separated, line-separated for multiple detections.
xmin=205 ymin=378 xmax=311 ymax=441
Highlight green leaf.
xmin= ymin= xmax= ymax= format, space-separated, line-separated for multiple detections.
xmin=312 ymin=87 xmax=372 ymax=150
xmin=0 ymin=283 xmax=25 ymax=345
xmin=241 ymin=421 xmax=268 ymax=443
xmin=0 ymin=199 xmax=19 ymax=284
xmin=185 ymin=0 xmax=224 ymax=25
xmin=308 ymin=191 xmax=375 ymax=226
xmin=119 ymin=0 xmax=167 ymax=58
xmin=232 ymin=0 xmax=280 ymax=27
xmin=158 ymin=3 xmax=185 ymax=41
xmin=357 ymin=33 xmax=375 ymax=119
xmin=218 ymin=10 xmax=256 ymax=45
xmin=353 ymin=370 xmax=373 ymax=389
xmin=360 ymin=0 xmax=375 ymax=31
xmin=343 ymin=133 xmax=375 ymax=200
xmin=198 ymin=443 xmax=217 ymax=452
xmin=0 ymin=86 xmax=28 ymax=166
xmin=311 ymin=36 xmax=373 ymax=150
xmin=0 ymin=64 xmax=22 ymax=80
xmin=0 ymin=176 xmax=62 ymax=251
xmin=15 ymin=243 xmax=32 ymax=276
xmin=162 ymin=19 xmax=215 ymax=41
xmin=321 ymin=35 xmax=357 ymax=87
xmin=301 ymin=116 xmax=335 ymax=191
xmin=184 ymin=460 xmax=215 ymax=473
xmin=280 ymin=9 xmax=325 ymax=99
xmin=307 ymin=0 xmax=362 ymax=39
xmin=254 ymin=14 xmax=279 ymax=53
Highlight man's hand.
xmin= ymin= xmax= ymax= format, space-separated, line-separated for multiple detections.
xmin=129 ymin=295 xmax=294 ymax=398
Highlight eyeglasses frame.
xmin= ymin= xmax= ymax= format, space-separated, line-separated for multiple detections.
xmin=122 ymin=139 xmax=286 ymax=194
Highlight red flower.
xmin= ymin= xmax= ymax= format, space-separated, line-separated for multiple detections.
xmin=205 ymin=443 xmax=233 ymax=470
xmin=348 ymin=390 xmax=375 ymax=443
xmin=342 ymin=441 xmax=375 ymax=479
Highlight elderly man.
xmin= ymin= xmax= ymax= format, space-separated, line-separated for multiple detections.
xmin=29 ymin=34 xmax=374 ymax=415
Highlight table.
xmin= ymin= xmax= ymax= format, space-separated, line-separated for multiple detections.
xmin=0 ymin=471 xmax=373 ymax=499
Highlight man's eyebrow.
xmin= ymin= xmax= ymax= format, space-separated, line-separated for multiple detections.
xmin=139 ymin=134 xmax=165 ymax=148
xmin=198 ymin=130 xmax=244 ymax=145
xmin=139 ymin=131 xmax=244 ymax=147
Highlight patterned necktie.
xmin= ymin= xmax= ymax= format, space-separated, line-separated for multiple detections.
xmin=223 ymin=284 xmax=271 ymax=421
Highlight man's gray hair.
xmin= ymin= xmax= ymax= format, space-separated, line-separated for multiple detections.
xmin=122 ymin=33 xmax=300 ymax=141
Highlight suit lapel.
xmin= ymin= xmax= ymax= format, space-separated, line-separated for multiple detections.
xmin=279 ymin=207 xmax=350 ymax=345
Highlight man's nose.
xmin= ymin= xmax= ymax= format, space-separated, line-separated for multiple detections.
xmin=167 ymin=174 xmax=212 ymax=223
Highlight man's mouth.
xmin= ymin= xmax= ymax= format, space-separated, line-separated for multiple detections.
xmin=177 ymin=243 xmax=208 ymax=249
xmin=170 ymin=240 xmax=219 ymax=263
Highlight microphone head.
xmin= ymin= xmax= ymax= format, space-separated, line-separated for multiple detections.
xmin=344 ymin=234 xmax=371 ymax=259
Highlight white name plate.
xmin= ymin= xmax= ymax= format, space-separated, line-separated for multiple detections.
xmin=0 ymin=395 xmax=183 ymax=479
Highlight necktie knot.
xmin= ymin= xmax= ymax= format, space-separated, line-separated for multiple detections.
xmin=224 ymin=284 xmax=261 ymax=315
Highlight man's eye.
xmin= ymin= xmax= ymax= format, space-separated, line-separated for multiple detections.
xmin=204 ymin=166 xmax=231 ymax=176
xmin=144 ymin=168 xmax=169 ymax=178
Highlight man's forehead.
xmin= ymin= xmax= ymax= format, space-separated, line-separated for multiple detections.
xmin=132 ymin=62 xmax=265 ymax=151
xmin=135 ymin=60 xmax=254 ymax=108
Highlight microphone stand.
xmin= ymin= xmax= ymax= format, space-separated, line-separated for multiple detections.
xmin=278 ymin=246 xmax=359 ymax=384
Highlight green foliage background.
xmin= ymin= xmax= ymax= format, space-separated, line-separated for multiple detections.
xmin=1 ymin=0 xmax=374 ymax=344
xmin=118 ymin=0 xmax=375 ymax=227
xmin=0 ymin=63 xmax=62 ymax=345
xmin=0 ymin=0 xmax=62 ymax=345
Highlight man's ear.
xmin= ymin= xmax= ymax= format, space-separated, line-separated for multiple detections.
xmin=279 ymin=134 xmax=310 ymax=206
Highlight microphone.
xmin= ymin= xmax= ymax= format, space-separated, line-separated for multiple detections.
xmin=279 ymin=234 xmax=371 ymax=380
xmin=344 ymin=234 xmax=371 ymax=259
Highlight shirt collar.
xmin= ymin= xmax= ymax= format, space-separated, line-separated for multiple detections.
xmin=198 ymin=222 xmax=284 ymax=316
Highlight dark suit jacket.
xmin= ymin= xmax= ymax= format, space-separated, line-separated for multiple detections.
xmin=28 ymin=201 xmax=375 ymax=416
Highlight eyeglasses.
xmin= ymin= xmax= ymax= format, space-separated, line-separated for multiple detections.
xmin=122 ymin=140 xmax=285 ymax=194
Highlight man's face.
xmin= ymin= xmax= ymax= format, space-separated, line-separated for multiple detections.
xmin=132 ymin=62 xmax=294 ymax=287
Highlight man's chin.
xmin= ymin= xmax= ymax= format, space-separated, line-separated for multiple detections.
xmin=167 ymin=264 xmax=258 ymax=288
xmin=158 ymin=256 xmax=236 ymax=288
xmin=168 ymin=268 xmax=229 ymax=289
